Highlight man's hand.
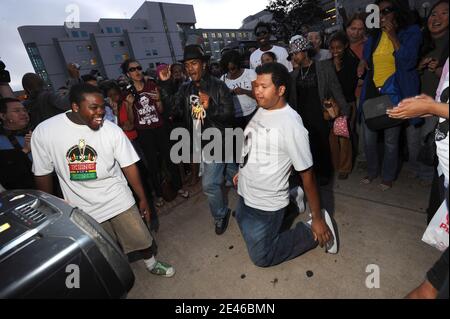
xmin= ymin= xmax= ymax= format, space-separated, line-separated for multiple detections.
xmin=138 ymin=198 xmax=151 ymax=225
xmin=23 ymin=130 xmax=32 ymax=154
xmin=199 ymin=91 xmax=210 ymax=110
xmin=311 ymin=215 xmax=332 ymax=248
xmin=158 ymin=64 xmax=171 ymax=81
xmin=233 ymin=87 xmax=245 ymax=95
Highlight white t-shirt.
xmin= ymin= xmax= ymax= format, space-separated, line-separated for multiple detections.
xmin=32 ymin=113 xmax=140 ymax=223
xmin=250 ymin=45 xmax=293 ymax=72
xmin=237 ymin=104 xmax=313 ymax=211
xmin=435 ymin=59 xmax=449 ymax=187
xmin=221 ymin=68 xmax=257 ymax=117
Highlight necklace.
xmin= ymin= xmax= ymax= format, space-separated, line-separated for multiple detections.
xmin=300 ymin=62 xmax=312 ymax=81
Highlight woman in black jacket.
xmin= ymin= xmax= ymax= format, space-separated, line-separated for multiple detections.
xmin=288 ymin=35 xmax=350 ymax=185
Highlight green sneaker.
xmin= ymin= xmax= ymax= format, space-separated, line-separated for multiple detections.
xmin=148 ymin=260 xmax=175 ymax=277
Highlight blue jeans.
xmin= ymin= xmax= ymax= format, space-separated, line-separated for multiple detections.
xmin=406 ymin=124 xmax=434 ymax=181
xmin=202 ymin=162 xmax=237 ymax=221
xmin=236 ymin=196 xmax=317 ymax=267
xmin=362 ymin=121 xmax=401 ymax=182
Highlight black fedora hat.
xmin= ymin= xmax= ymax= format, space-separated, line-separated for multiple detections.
xmin=180 ymin=44 xmax=210 ymax=63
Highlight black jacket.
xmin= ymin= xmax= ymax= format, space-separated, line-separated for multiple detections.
xmin=24 ymin=89 xmax=71 ymax=129
xmin=159 ymin=74 xmax=235 ymax=144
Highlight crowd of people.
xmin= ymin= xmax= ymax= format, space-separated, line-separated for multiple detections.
xmin=0 ymin=0 xmax=448 ymax=298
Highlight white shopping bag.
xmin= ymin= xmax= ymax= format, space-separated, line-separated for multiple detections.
xmin=422 ymin=200 xmax=449 ymax=252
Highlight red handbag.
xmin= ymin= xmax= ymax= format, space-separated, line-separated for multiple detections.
xmin=333 ymin=116 xmax=350 ymax=138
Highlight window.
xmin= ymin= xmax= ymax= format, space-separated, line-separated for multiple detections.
xmin=231 ymin=32 xmax=235 ymax=38
xmin=111 ymin=41 xmax=118 ymax=48
xmin=211 ymin=33 xmax=216 ymax=38
xmin=114 ymin=27 xmax=121 ymax=33
xmin=106 ymin=27 xmax=113 ymax=33
xmin=152 ymin=49 xmax=158 ymax=56
xmin=119 ymin=41 xmax=125 ymax=47
xmin=86 ymin=45 xmax=93 ymax=51
xmin=76 ymin=45 xmax=84 ymax=52
xmin=217 ymin=33 xmax=222 ymax=38
xmin=238 ymin=32 xmax=243 ymax=38
xmin=202 ymin=33 xmax=208 ymax=39
xmin=71 ymin=31 xmax=79 ymax=38
xmin=81 ymin=31 xmax=88 ymax=37
xmin=90 ymin=58 xmax=97 ymax=66
xmin=225 ymin=33 xmax=230 ymax=38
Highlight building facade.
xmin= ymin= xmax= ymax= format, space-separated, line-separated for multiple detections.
xmin=18 ymin=1 xmax=196 ymax=90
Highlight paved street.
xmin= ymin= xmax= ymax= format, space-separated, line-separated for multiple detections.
xmin=128 ymin=167 xmax=441 ymax=299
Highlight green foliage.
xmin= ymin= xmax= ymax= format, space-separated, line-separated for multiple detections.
xmin=266 ymin=0 xmax=327 ymax=43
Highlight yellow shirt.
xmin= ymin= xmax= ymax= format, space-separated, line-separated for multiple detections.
xmin=373 ymin=32 xmax=396 ymax=88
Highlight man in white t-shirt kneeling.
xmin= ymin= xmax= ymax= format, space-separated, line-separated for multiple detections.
xmin=233 ymin=62 xmax=338 ymax=267
xmin=32 ymin=83 xmax=175 ymax=277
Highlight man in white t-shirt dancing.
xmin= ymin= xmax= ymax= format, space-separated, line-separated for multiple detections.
xmin=233 ymin=62 xmax=338 ymax=267
xmin=32 ymin=83 xmax=175 ymax=277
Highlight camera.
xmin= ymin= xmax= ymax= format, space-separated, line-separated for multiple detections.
xmin=125 ymin=82 xmax=139 ymax=99
xmin=0 ymin=60 xmax=11 ymax=84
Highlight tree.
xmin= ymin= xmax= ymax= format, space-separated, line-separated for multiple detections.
xmin=266 ymin=0 xmax=327 ymax=43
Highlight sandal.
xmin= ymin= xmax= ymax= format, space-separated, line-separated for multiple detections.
xmin=361 ymin=176 xmax=375 ymax=184
xmin=178 ymin=189 xmax=189 ymax=198
xmin=155 ymin=197 xmax=165 ymax=207
xmin=378 ymin=181 xmax=392 ymax=191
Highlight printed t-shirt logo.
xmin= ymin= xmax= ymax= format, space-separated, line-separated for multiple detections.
xmin=66 ymin=139 xmax=98 ymax=181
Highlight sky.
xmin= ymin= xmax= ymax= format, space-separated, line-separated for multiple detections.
xmin=0 ymin=0 xmax=269 ymax=90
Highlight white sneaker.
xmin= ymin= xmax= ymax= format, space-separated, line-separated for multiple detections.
xmin=323 ymin=209 xmax=338 ymax=254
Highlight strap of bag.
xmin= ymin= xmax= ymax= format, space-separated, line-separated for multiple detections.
xmin=4 ymin=131 xmax=32 ymax=166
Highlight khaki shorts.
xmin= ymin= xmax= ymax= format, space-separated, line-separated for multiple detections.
xmin=101 ymin=205 xmax=153 ymax=254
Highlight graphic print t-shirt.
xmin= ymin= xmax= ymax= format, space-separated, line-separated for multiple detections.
xmin=221 ymin=68 xmax=257 ymax=117
xmin=435 ymin=58 xmax=449 ymax=187
xmin=133 ymin=80 xmax=164 ymax=130
xmin=32 ymin=113 xmax=140 ymax=223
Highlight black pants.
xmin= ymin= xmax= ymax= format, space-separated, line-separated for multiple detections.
xmin=137 ymin=126 xmax=182 ymax=197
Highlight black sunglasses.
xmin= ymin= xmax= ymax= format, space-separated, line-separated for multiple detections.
xmin=256 ymin=30 xmax=268 ymax=37
xmin=128 ymin=66 xmax=143 ymax=72
xmin=380 ymin=6 xmax=396 ymax=16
